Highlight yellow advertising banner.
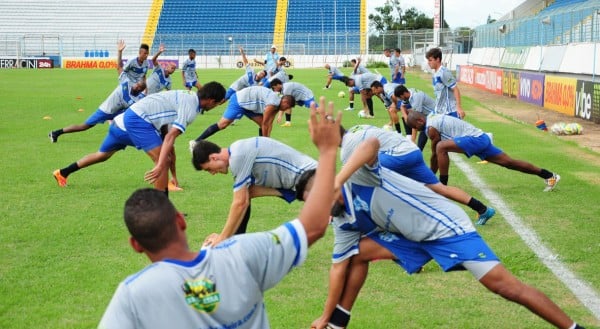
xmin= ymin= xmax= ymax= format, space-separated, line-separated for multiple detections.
xmin=63 ymin=59 xmax=119 ymax=69
xmin=543 ymin=76 xmax=576 ymax=116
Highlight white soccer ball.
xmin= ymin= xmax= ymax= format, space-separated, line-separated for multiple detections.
xmin=357 ymin=110 xmax=368 ymax=118
xmin=564 ymin=123 xmax=583 ymax=135
xmin=382 ymin=124 xmax=394 ymax=132
xmin=338 ymin=91 xmax=346 ymax=98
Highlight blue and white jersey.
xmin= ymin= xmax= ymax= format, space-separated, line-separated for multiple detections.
xmin=265 ymin=51 xmax=280 ymax=74
xmin=426 ymin=114 xmax=484 ymax=140
xmin=99 ymin=219 xmax=308 ymax=329
xmin=121 ymin=57 xmax=148 ymax=83
xmin=146 ymin=65 xmax=172 ymax=94
xmin=405 ymin=89 xmax=435 ymax=115
xmin=353 ymin=73 xmax=384 ymax=91
xmin=236 ymin=86 xmax=281 ymax=114
xmin=432 ymin=66 xmax=458 ymax=115
xmin=341 ymin=165 xmax=475 ymax=242
xmin=182 ymin=58 xmax=198 ymax=83
xmin=388 ymin=53 xmax=399 ymax=77
xmin=328 ymin=65 xmax=345 ymax=78
xmin=354 ymin=65 xmax=371 ymax=75
xmin=98 ymin=80 xmax=145 ymax=114
xmin=129 ymin=90 xmax=200 ymax=133
xmin=229 ymin=64 xmax=258 ymax=91
xmin=381 ymin=82 xmax=400 ymax=107
xmin=267 ymin=69 xmax=289 ymax=84
xmin=281 ymin=82 xmax=314 ymax=102
xmin=229 ymin=137 xmax=317 ymax=192
xmin=341 ymin=125 xmax=418 ymax=164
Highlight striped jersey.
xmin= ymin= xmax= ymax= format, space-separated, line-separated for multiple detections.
xmin=381 ymin=82 xmax=400 ymax=107
xmin=121 ymin=57 xmax=148 ymax=83
xmin=405 ymin=89 xmax=435 ymax=115
xmin=426 ymin=114 xmax=484 ymax=140
xmin=146 ymin=65 xmax=172 ymax=94
xmin=182 ymin=58 xmax=198 ymax=82
xmin=352 ymin=73 xmax=384 ymax=91
xmin=229 ymin=137 xmax=317 ymax=192
xmin=281 ymin=82 xmax=314 ymax=102
xmin=129 ymin=90 xmax=201 ymax=133
xmin=98 ymin=80 xmax=145 ymax=114
xmin=388 ymin=53 xmax=399 ymax=77
xmin=341 ymin=125 xmax=418 ymax=164
xmin=432 ymin=66 xmax=458 ymax=115
xmin=99 ymin=219 xmax=308 ymax=329
xmin=236 ymin=86 xmax=281 ymax=113
xmin=229 ymin=64 xmax=258 ymax=91
xmin=328 ymin=65 xmax=344 ymax=77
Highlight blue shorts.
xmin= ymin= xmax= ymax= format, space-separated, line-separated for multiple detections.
xmin=262 ymin=80 xmax=272 ymax=88
xmin=392 ymin=75 xmax=405 ymax=84
xmin=99 ymin=124 xmax=135 ymax=153
xmin=277 ymin=188 xmax=296 ymax=203
xmin=224 ymin=88 xmax=236 ymax=101
xmin=297 ymin=98 xmax=315 ymax=108
xmin=185 ymin=80 xmax=198 ymax=88
xmin=454 ymin=134 xmax=503 ymax=160
xmin=123 ymin=110 xmax=162 ymax=152
xmin=222 ymin=93 xmax=262 ymax=121
xmin=332 ymin=74 xmax=345 ymax=81
xmin=379 ymin=77 xmax=388 ymax=85
xmin=447 ymin=111 xmax=460 ymax=118
xmin=85 ymin=109 xmax=124 ymax=126
xmin=379 ymin=149 xmax=439 ymax=184
xmin=367 ymin=231 xmax=499 ymax=274
xmin=350 ymin=86 xmax=360 ymax=94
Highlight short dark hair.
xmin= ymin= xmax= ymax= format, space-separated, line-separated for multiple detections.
xmin=370 ymin=81 xmax=383 ymax=89
xmin=281 ymin=95 xmax=296 ymax=109
xmin=394 ymin=48 xmax=401 ymax=53
xmin=270 ymin=78 xmax=283 ymax=87
xmin=198 ymin=81 xmax=226 ymax=103
xmin=188 ymin=48 xmax=196 ymax=54
xmin=140 ymin=44 xmax=149 ymax=51
xmin=192 ymin=140 xmax=222 ymax=170
xmin=350 ymin=59 xmax=357 ymax=64
xmin=426 ymin=47 xmax=442 ymax=60
xmin=295 ymin=169 xmax=316 ymax=201
xmin=394 ymin=84 xmax=409 ymax=97
xmin=279 ymin=56 xmax=287 ymax=62
xmin=124 ymin=189 xmax=178 ymax=253
xmin=287 ymin=74 xmax=294 ymax=80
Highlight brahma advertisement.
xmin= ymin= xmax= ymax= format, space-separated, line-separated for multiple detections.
xmin=543 ymin=76 xmax=577 ymax=116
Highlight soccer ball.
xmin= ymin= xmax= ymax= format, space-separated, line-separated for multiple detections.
xmin=338 ymin=91 xmax=346 ymax=98
xmin=382 ymin=124 xmax=394 ymax=132
xmin=564 ymin=123 xmax=583 ymax=135
xmin=357 ymin=110 xmax=368 ymax=118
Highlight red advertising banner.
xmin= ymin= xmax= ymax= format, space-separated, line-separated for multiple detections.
xmin=473 ymin=67 xmax=503 ymax=95
xmin=37 ymin=59 xmax=53 ymax=69
xmin=458 ymin=65 xmax=474 ymax=85
xmin=544 ymin=76 xmax=576 ymax=116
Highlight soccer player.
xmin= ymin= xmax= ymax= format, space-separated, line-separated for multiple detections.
xmin=123 ymin=82 xmax=225 ymax=193
xmin=145 ymin=44 xmax=176 ymax=95
xmin=407 ymin=111 xmax=561 ymax=191
xmin=190 ymin=86 xmax=294 ymax=141
xmin=51 ymin=113 xmax=179 ymax=189
xmin=117 ymin=40 xmax=149 ymax=84
xmin=369 ymin=81 xmax=408 ymax=134
xmin=426 ymin=47 xmax=465 ymax=118
xmin=262 ymin=57 xmax=292 ymax=88
xmin=254 ymin=44 xmax=280 ymax=77
xmin=191 ymin=136 xmax=317 ymax=246
xmin=304 ymin=137 xmax=583 ymax=329
xmin=383 ymin=48 xmax=399 ymax=83
xmin=48 ymin=74 xmax=146 ymax=143
xmin=182 ymin=48 xmax=202 ymax=91
xmin=98 ymin=99 xmax=341 ymax=329
xmin=224 ymin=46 xmax=267 ymax=101
xmin=323 ymin=63 xmax=345 ymax=89
xmin=341 ymin=69 xmax=387 ymax=118
xmin=393 ymin=48 xmax=406 ymax=84
xmin=340 ymin=124 xmax=495 ymax=224
xmin=394 ymin=84 xmax=436 ymax=150
xmin=269 ymin=79 xmax=315 ymax=127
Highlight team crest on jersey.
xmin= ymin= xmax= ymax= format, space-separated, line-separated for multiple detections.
xmin=182 ymin=277 xmax=221 ymax=313
xmin=353 ymin=195 xmax=370 ymax=213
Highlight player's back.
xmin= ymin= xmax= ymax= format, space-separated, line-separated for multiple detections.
xmin=236 ymin=86 xmax=280 ymax=113
xmin=341 ymin=125 xmax=417 ymax=163
xmin=427 ymin=114 xmax=483 ymax=140
xmin=282 ymin=82 xmax=313 ymax=100
xmin=146 ymin=66 xmax=171 ymax=94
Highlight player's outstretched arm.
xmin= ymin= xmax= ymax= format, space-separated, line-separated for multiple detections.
xmin=151 ymin=44 xmax=165 ymax=67
xmin=239 ymin=47 xmax=249 ymax=66
xmin=335 ymin=137 xmax=379 ymax=189
xmin=300 ymin=97 xmax=342 ymax=246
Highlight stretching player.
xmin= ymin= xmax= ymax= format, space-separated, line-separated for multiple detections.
xmin=369 ymin=81 xmax=408 ymax=134
xmin=224 ymin=46 xmax=267 ymax=101
xmin=341 ymin=67 xmax=387 ymax=118
xmin=305 ymin=137 xmax=583 ymax=329
xmin=145 ymin=44 xmax=176 ymax=95
xmin=323 ymin=64 xmax=345 ymax=89
xmin=117 ymin=40 xmax=149 ymax=84
xmin=269 ymin=79 xmax=315 ymax=127
xmin=407 ymin=111 xmax=560 ymax=191
xmin=394 ymin=85 xmax=435 ymax=150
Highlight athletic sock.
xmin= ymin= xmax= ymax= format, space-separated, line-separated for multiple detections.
xmin=440 ymin=175 xmax=449 ymax=185
xmin=285 ymin=113 xmax=291 ymax=122
xmin=394 ymin=122 xmax=402 ymax=133
xmin=196 ymin=123 xmax=220 ymax=141
xmin=349 ymin=101 xmax=354 ymax=109
xmin=538 ymin=169 xmax=554 ymax=179
xmin=61 ymin=163 xmax=80 ymax=177
xmin=467 ymin=197 xmax=487 ymax=215
xmin=366 ymin=98 xmax=374 ymax=116
xmin=329 ymin=304 xmax=351 ymax=328
xmin=53 ymin=129 xmax=64 ymax=136
xmin=258 ymin=128 xmax=263 ymax=136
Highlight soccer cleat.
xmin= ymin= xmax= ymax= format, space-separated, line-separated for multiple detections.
xmin=53 ymin=170 xmax=67 ymax=187
xmin=323 ymin=86 xmax=330 ymax=89
xmin=49 ymin=131 xmax=59 ymax=143
xmin=280 ymin=122 xmax=292 ymax=127
xmin=476 ymin=207 xmax=496 ymax=225
xmin=344 ymin=107 xmax=354 ymax=111
xmin=543 ymin=174 xmax=560 ymax=192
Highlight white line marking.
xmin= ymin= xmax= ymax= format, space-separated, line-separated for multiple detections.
xmin=452 ymin=154 xmax=600 ymax=320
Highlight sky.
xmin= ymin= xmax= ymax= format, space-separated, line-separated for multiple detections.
xmin=367 ymin=0 xmax=525 ymax=29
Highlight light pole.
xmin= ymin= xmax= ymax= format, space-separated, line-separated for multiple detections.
xmin=540 ymin=16 xmax=551 ymax=72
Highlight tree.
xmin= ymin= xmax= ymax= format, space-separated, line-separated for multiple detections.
xmin=368 ymin=0 xmax=447 ymax=33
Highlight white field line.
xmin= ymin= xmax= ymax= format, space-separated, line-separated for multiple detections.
xmin=451 ymin=154 xmax=600 ymax=320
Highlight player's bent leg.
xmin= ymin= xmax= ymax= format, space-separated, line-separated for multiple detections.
xmin=145 ymin=146 xmax=170 ymax=191
xmin=436 ymin=140 xmax=463 ymax=175
xmin=77 ymin=150 xmax=118 ymax=169
xmin=477 ymin=263 xmax=576 ymax=329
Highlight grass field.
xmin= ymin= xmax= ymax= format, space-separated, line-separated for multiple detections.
xmin=1 ymin=67 xmax=599 ymax=329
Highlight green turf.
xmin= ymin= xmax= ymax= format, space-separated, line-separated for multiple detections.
xmin=0 ymin=67 xmax=599 ymax=328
